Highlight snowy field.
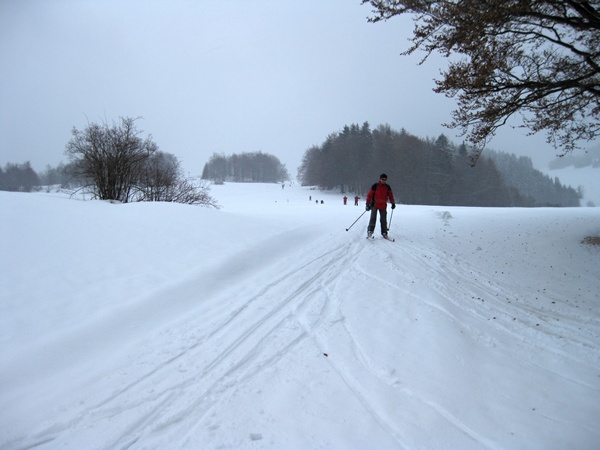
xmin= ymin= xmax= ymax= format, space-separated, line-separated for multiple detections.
xmin=1 ymin=182 xmax=599 ymax=449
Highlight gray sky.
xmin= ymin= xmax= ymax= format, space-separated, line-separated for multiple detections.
xmin=0 ymin=0 xmax=578 ymax=177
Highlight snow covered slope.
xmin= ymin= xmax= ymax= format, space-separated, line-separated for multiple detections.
xmin=1 ymin=183 xmax=599 ymax=449
xmin=540 ymin=164 xmax=600 ymax=207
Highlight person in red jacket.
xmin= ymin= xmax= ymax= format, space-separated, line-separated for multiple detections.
xmin=366 ymin=173 xmax=396 ymax=238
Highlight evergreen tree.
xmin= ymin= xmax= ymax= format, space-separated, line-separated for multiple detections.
xmin=202 ymin=152 xmax=289 ymax=183
xmin=0 ymin=162 xmax=40 ymax=192
xmin=298 ymin=122 xmax=578 ymax=207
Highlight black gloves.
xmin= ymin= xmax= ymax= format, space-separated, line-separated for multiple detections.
xmin=367 ymin=203 xmax=394 ymax=210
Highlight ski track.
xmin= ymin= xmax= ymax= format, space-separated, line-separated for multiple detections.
xmin=15 ymin=237 xmax=383 ymax=449
xmin=343 ymin=244 xmax=496 ymax=448
xmin=365 ymin=229 xmax=599 ymax=375
xmin=345 ymin=223 xmax=599 ymax=448
xmin=294 ymin=244 xmax=410 ymax=449
xmin=7 ymin=207 xmax=600 ymax=449
xmin=18 ymin=233 xmax=450 ymax=449
xmin=394 ymin=236 xmax=600 ymax=390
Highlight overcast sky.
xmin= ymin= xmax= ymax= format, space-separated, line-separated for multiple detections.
xmin=0 ymin=0 xmax=585 ymax=177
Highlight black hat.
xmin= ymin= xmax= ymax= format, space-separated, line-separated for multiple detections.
xmin=380 ymin=173 xmax=388 ymax=179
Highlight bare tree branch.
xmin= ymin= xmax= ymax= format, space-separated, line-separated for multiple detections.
xmin=362 ymin=0 xmax=600 ymax=161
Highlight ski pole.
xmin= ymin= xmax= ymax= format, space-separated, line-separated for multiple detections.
xmin=388 ymin=208 xmax=394 ymax=231
xmin=346 ymin=210 xmax=368 ymax=231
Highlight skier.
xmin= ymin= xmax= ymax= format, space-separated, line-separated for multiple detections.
xmin=354 ymin=195 xmax=360 ymax=206
xmin=343 ymin=196 xmax=348 ymax=205
xmin=366 ymin=173 xmax=396 ymax=238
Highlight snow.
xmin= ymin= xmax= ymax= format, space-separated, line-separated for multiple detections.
xmin=539 ymin=164 xmax=600 ymax=207
xmin=1 ymin=183 xmax=599 ymax=449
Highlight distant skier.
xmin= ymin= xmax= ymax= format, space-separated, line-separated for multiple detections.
xmin=366 ymin=173 xmax=396 ymax=238
xmin=354 ymin=195 xmax=360 ymax=206
xmin=343 ymin=196 xmax=348 ymax=205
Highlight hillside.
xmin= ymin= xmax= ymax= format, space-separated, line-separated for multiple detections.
xmin=1 ymin=183 xmax=599 ymax=449
xmin=541 ymin=164 xmax=600 ymax=207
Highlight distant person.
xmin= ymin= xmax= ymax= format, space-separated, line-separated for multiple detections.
xmin=343 ymin=196 xmax=348 ymax=205
xmin=366 ymin=173 xmax=396 ymax=238
xmin=354 ymin=195 xmax=360 ymax=206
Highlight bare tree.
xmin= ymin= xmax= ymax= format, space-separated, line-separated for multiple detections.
xmin=363 ymin=0 xmax=600 ymax=164
xmin=137 ymin=151 xmax=180 ymax=201
xmin=167 ymin=177 xmax=220 ymax=207
xmin=65 ymin=117 xmax=156 ymax=202
xmin=137 ymin=151 xmax=220 ymax=207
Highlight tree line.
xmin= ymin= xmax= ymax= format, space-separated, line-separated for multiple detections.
xmin=488 ymin=152 xmax=582 ymax=207
xmin=549 ymin=146 xmax=600 ymax=170
xmin=202 ymin=151 xmax=290 ymax=183
xmin=1 ymin=117 xmax=218 ymax=207
xmin=0 ymin=161 xmax=87 ymax=192
xmin=0 ymin=161 xmax=40 ymax=192
xmin=298 ymin=122 xmax=580 ymax=207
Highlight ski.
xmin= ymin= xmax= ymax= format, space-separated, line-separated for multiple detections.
xmin=366 ymin=235 xmax=394 ymax=241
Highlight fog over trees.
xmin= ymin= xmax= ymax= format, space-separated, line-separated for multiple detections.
xmin=201 ymin=152 xmax=290 ymax=183
xmin=549 ymin=146 xmax=600 ymax=170
xmin=62 ymin=117 xmax=217 ymax=206
xmin=297 ymin=122 xmax=581 ymax=207
xmin=2 ymin=119 xmax=582 ymax=208
xmin=0 ymin=117 xmax=217 ymax=206
xmin=0 ymin=162 xmax=39 ymax=192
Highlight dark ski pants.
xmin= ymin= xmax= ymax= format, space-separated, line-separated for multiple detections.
xmin=368 ymin=208 xmax=387 ymax=235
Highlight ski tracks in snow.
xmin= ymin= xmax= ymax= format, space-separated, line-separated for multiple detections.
xmin=10 ymin=211 xmax=600 ymax=449
xmin=14 ymin=233 xmax=375 ymax=449
xmin=345 ymin=213 xmax=600 ymax=448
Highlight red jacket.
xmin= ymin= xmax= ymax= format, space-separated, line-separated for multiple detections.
xmin=366 ymin=181 xmax=395 ymax=210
